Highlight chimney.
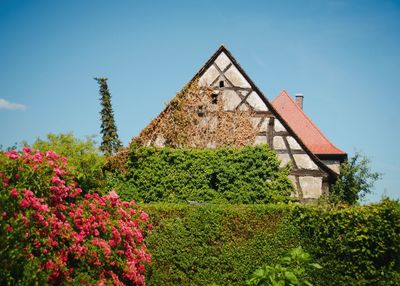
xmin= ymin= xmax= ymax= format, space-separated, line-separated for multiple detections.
xmin=295 ymin=93 xmax=304 ymax=110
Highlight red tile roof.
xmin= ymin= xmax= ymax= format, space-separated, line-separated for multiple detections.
xmin=271 ymin=90 xmax=346 ymax=155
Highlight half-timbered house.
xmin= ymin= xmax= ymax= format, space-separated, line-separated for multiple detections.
xmin=134 ymin=45 xmax=347 ymax=199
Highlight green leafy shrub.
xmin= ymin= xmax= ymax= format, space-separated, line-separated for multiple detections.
xmin=292 ymin=199 xmax=400 ymax=285
xmin=247 ymin=246 xmax=322 ymax=286
xmin=119 ymin=144 xmax=294 ymax=204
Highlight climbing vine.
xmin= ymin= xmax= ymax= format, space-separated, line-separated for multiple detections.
xmin=132 ymin=79 xmax=257 ymax=148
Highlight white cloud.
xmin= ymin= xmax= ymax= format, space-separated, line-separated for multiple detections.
xmin=0 ymin=98 xmax=27 ymax=111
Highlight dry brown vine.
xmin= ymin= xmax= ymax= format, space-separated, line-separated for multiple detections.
xmin=131 ymin=79 xmax=257 ymax=148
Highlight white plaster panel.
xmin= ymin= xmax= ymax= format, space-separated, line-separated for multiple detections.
xmin=251 ymin=117 xmax=261 ymax=128
xmin=259 ymin=118 xmax=270 ymax=132
xmin=208 ymin=116 xmax=218 ymax=131
xmin=273 ymin=136 xmax=286 ymax=150
xmin=288 ymin=175 xmax=298 ymax=197
xmin=274 ymin=119 xmax=286 ymax=132
xmin=207 ymin=141 xmax=217 ymax=149
xmin=238 ymin=103 xmax=249 ymax=111
xmin=214 ymin=52 xmax=231 ymax=71
xmin=254 ymin=135 xmax=268 ymax=145
xmin=278 ymin=153 xmax=291 ymax=167
xmin=287 ymin=136 xmax=302 ymax=150
xmin=299 ymin=176 xmax=323 ymax=199
xmin=154 ymin=135 xmax=166 ymax=147
xmin=293 ymin=154 xmax=319 ymax=170
xmin=288 ymin=175 xmax=296 ymax=186
xmin=246 ymin=91 xmax=268 ymax=111
xmin=199 ymin=65 xmax=219 ymax=86
xmin=322 ymin=160 xmax=340 ymax=174
xmin=222 ymin=90 xmax=242 ymax=111
xmin=224 ymin=65 xmax=251 ymax=88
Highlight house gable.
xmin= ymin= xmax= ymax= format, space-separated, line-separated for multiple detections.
xmin=135 ymin=45 xmax=338 ymax=200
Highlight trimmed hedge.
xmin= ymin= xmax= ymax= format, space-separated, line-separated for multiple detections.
xmin=140 ymin=200 xmax=400 ymax=286
xmin=294 ymin=199 xmax=400 ymax=285
xmin=141 ymin=203 xmax=300 ymax=285
xmin=119 ymin=145 xmax=293 ymax=204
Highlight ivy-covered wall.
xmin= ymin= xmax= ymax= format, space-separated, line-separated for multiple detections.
xmin=118 ymin=145 xmax=293 ymax=204
xmin=141 ymin=200 xmax=400 ymax=286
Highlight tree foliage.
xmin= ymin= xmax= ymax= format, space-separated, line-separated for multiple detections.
xmin=95 ymin=77 xmax=122 ymax=155
xmin=329 ymin=152 xmax=381 ymax=205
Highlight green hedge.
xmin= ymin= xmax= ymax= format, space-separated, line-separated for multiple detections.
xmin=141 ymin=200 xmax=400 ymax=286
xmin=293 ymin=199 xmax=400 ymax=285
xmin=141 ymin=203 xmax=300 ymax=285
xmin=119 ymin=145 xmax=293 ymax=204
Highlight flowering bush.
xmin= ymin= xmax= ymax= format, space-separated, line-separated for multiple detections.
xmin=0 ymin=148 xmax=151 ymax=285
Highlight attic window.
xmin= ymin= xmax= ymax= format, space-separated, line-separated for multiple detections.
xmin=197 ymin=105 xmax=205 ymax=117
xmin=211 ymin=94 xmax=218 ymax=104
xmin=219 ymin=80 xmax=224 ymax=88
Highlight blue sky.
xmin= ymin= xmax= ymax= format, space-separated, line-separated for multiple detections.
xmin=1 ymin=0 xmax=399 ymax=202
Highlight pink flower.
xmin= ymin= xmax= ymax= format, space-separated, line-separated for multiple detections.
xmin=10 ymin=188 xmax=19 ymax=197
xmin=23 ymin=189 xmax=34 ymax=198
xmin=5 ymin=225 xmax=13 ymax=232
xmin=139 ymin=212 xmax=149 ymax=222
xmin=109 ymin=191 xmax=119 ymax=200
xmin=45 ymin=150 xmax=59 ymax=160
xmin=45 ymin=260 xmax=54 ymax=270
xmin=40 ymin=204 xmax=49 ymax=212
xmin=20 ymin=198 xmax=30 ymax=209
xmin=22 ymin=147 xmax=31 ymax=154
xmin=5 ymin=150 xmax=19 ymax=160
xmin=33 ymin=152 xmax=43 ymax=163
xmin=148 ymin=224 xmax=153 ymax=231
xmin=51 ymin=176 xmax=62 ymax=184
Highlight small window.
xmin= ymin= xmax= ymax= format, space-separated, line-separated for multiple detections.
xmin=211 ymin=94 xmax=218 ymax=104
xmin=219 ymin=80 xmax=224 ymax=88
xmin=197 ymin=105 xmax=205 ymax=117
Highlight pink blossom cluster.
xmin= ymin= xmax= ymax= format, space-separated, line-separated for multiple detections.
xmin=0 ymin=148 xmax=152 ymax=285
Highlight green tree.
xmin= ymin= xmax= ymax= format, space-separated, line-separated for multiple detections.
xmin=95 ymin=77 xmax=122 ymax=155
xmin=27 ymin=133 xmax=106 ymax=192
xmin=329 ymin=152 xmax=382 ymax=205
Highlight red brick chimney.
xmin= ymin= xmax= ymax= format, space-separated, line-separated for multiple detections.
xmin=295 ymin=93 xmax=304 ymax=110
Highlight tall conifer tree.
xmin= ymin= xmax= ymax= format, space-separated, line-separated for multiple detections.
xmin=95 ymin=77 xmax=122 ymax=155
